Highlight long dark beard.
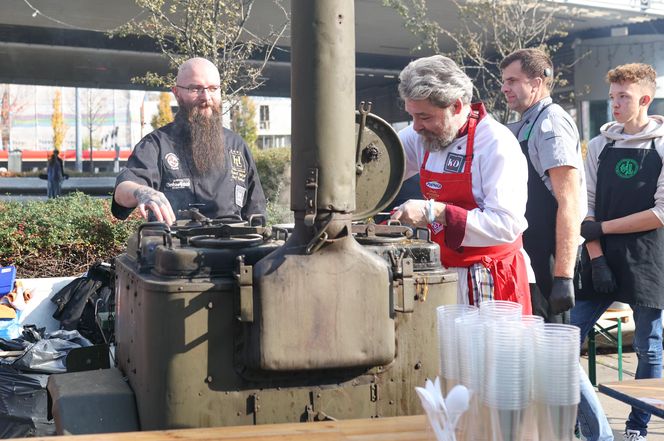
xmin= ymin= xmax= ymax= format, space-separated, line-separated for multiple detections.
xmin=173 ymin=104 xmax=225 ymax=174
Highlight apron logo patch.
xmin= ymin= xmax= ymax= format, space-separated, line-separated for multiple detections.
xmin=230 ymin=150 xmax=247 ymax=181
xmin=444 ymin=153 xmax=465 ymax=173
xmin=164 ymin=153 xmax=180 ymax=170
xmin=165 ymin=178 xmax=191 ymax=190
xmin=615 ymin=158 xmax=639 ymax=179
xmin=425 ymin=181 xmax=443 ymax=190
xmin=430 ymin=221 xmax=444 ymax=234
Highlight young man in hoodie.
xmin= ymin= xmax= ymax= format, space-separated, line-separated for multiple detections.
xmin=574 ymin=63 xmax=664 ymax=441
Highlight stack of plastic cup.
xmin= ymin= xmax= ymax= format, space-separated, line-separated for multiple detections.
xmin=483 ymin=321 xmax=533 ymax=441
xmin=437 ymin=304 xmax=478 ymax=393
xmin=534 ymin=324 xmax=580 ymax=441
xmin=479 ymin=300 xmax=522 ymax=322
xmin=455 ymin=313 xmax=487 ymax=441
xmin=520 ymin=315 xmax=545 ymax=439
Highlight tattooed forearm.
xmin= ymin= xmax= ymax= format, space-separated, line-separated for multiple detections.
xmin=134 ymin=187 xmax=164 ymax=205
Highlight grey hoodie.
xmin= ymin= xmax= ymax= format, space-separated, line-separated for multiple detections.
xmin=585 ymin=115 xmax=664 ymax=222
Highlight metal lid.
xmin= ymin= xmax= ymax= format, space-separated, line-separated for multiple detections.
xmin=354 ymin=112 xmax=405 ymax=221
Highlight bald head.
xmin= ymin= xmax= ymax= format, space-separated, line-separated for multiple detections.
xmin=176 ymin=57 xmax=220 ymax=85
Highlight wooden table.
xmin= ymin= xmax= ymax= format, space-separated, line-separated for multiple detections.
xmin=599 ymin=378 xmax=664 ymax=419
xmin=16 ymin=415 xmax=431 ymax=441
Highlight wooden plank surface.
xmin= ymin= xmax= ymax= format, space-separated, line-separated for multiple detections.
xmin=14 ymin=415 xmax=430 ymax=441
xmin=599 ymin=378 xmax=664 ymax=419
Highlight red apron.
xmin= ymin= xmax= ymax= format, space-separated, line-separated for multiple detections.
xmin=419 ymin=105 xmax=531 ymax=313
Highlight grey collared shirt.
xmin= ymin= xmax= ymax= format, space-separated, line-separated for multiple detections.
xmin=507 ymin=97 xmax=587 ymax=219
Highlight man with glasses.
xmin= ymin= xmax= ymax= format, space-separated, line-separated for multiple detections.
xmin=112 ymin=57 xmax=266 ymax=224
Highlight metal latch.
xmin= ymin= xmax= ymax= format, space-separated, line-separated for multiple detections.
xmin=234 ymin=256 xmax=253 ymax=322
xmin=391 ymin=254 xmax=415 ymax=313
xmin=304 ymin=167 xmax=319 ymax=226
xmin=370 ymin=383 xmax=379 ymax=402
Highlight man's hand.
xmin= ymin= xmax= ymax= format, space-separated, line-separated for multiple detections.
xmin=134 ymin=186 xmax=176 ymax=225
xmin=391 ymin=199 xmax=445 ymax=228
xmin=590 ymin=256 xmax=617 ymax=294
xmin=549 ymin=277 xmax=575 ymax=314
xmin=581 ymin=220 xmax=604 ymax=242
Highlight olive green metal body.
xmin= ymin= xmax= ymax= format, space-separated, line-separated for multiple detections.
xmin=115 ymin=228 xmax=457 ymax=429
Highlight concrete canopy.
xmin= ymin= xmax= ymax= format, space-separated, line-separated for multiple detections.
xmin=0 ymin=0 xmax=662 ymax=121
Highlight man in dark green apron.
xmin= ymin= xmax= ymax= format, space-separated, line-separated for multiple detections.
xmin=575 ymin=63 xmax=664 ymax=441
xmin=500 ymin=48 xmax=585 ymax=323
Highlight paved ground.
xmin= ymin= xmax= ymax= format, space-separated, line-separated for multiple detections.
xmin=588 ymin=314 xmax=664 ymax=440
xmin=0 ymin=176 xmax=115 ymax=198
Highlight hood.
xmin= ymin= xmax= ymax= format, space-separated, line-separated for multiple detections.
xmin=600 ymin=115 xmax=664 ymax=142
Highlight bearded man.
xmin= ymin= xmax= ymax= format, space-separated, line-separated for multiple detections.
xmin=391 ymin=55 xmax=533 ymax=312
xmin=112 ymin=57 xmax=266 ymax=224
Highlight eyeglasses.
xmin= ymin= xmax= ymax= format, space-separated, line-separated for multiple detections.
xmin=176 ymin=85 xmax=221 ymax=95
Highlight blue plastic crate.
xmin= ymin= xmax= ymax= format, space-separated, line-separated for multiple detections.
xmin=0 ymin=266 xmax=16 ymax=297
xmin=0 ymin=310 xmax=21 ymax=340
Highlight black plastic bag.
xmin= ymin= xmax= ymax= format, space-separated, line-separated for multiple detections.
xmin=0 ymin=367 xmax=52 ymax=438
xmin=0 ymin=330 xmax=90 ymax=438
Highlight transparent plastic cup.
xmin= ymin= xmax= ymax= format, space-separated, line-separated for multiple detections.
xmin=455 ymin=315 xmax=486 ymax=441
xmin=479 ymin=300 xmax=522 ymax=322
xmin=534 ymin=324 xmax=580 ymax=406
xmin=484 ymin=322 xmax=531 ymax=411
xmin=437 ymin=304 xmax=478 ymax=393
xmin=535 ymin=402 xmax=578 ymax=441
xmin=533 ymin=324 xmax=580 ymax=440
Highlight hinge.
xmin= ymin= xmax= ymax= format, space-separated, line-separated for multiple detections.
xmin=304 ymin=167 xmax=319 ymax=227
xmin=370 ymin=383 xmax=379 ymax=402
xmin=252 ymin=393 xmax=260 ymax=416
xmin=234 ymin=255 xmax=253 ymax=322
xmin=392 ymin=255 xmax=415 ymax=313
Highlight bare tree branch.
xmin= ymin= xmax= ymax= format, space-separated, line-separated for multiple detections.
xmin=384 ymin=0 xmax=579 ymax=123
xmin=114 ymin=0 xmax=288 ymax=102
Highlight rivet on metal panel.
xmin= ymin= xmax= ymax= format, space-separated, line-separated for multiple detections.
xmin=414 ymin=361 xmax=422 ymax=370
xmin=178 ymin=286 xmax=184 ymax=291
xmin=206 ymin=301 xmax=213 ymax=309
xmin=205 ymin=375 xmax=213 ymax=383
xmin=389 ymin=400 xmax=394 ymax=405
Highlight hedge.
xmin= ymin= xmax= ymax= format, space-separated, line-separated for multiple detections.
xmin=252 ymin=146 xmax=292 ymax=224
xmin=1 ymin=149 xmax=293 ymax=277
xmin=0 ymin=193 xmax=142 ymax=278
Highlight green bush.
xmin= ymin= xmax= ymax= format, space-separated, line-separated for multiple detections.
xmin=0 ymin=193 xmax=142 ymax=278
xmin=252 ymin=147 xmax=293 ymax=224
xmin=251 ymin=147 xmax=290 ymax=204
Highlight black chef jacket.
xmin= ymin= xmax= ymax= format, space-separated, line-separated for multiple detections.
xmin=112 ymin=122 xmax=267 ymax=222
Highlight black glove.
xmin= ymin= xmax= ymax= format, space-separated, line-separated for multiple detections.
xmin=590 ymin=256 xmax=617 ymax=294
xmin=581 ymin=220 xmax=604 ymax=242
xmin=549 ymin=277 xmax=575 ymax=314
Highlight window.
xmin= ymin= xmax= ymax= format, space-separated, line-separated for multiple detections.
xmin=259 ymin=105 xmax=270 ymax=130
